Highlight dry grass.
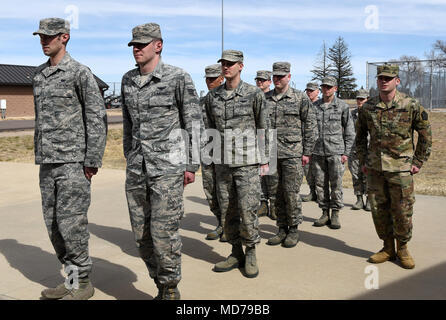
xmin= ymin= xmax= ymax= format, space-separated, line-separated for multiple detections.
xmin=1 ymin=112 xmax=445 ymax=196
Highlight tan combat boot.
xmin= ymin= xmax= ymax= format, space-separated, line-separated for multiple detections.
xmin=61 ymin=278 xmax=95 ymax=300
xmin=41 ymin=282 xmax=70 ymax=300
xmin=396 ymin=240 xmax=415 ymax=269
xmin=313 ymin=209 xmax=330 ymax=227
xmin=329 ymin=210 xmax=341 ymax=229
xmin=266 ymin=227 xmax=288 ymax=246
xmin=206 ymin=224 xmax=223 ymax=240
xmin=214 ymin=243 xmax=245 ymax=272
xmin=244 ymin=246 xmax=259 ymax=278
xmin=368 ymin=238 xmax=396 ymax=263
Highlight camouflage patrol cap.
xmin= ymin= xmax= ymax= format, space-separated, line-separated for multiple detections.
xmin=305 ymin=82 xmax=319 ymax=91
xmin=255 ymin=70 xmax=272 ymax=81
xmin=272 ymin=62 xmax=291 ymax=76
xmin=128 ymin=23 xmax=162 ymax=46
xmin=356 ymin=89 xmax=369 ymax=99
xmin=33 ymin=18 xmax=70 ymax=36
xmin=321 ymin=76 xmax=337 ymax=87
xmin=377 ymin=64 xmax=399 ymax=77
xmin=204 ymin=64 xmax=221 ymax=78
xmin=218 ymin=50 xmax=244 ymax=63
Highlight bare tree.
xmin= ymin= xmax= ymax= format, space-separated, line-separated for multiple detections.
xmin=311 ymin=41 xmax=331 ymax=82
xmin=389 ymin=55 xmax=424 ymax=96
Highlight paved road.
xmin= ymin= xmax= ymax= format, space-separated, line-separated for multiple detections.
xmin=0 ymin=162 xmax=445 ymax=300
xmin=0 ymin=115 xmax=123 ymax=132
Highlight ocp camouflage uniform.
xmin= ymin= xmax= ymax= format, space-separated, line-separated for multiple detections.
xmin=265 ymin=87 xmax=317 ymax=228
xmin=33 ymin=52 xmax=107 ymax=280
xmin=312 ymin=97 xmax=355 ymax=210
xmin=348 ymin=107 xmax=367 ymax=196
xmin=122 ymin=59 xmax=203 ymax=287
xmin=356 ymin=91 xmax=432 ymax=243
xmin=204 ymin=80 xmax=268 ymax=247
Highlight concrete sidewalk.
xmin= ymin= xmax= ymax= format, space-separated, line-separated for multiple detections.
xmin=0 ymin=162 xmax=445 ymax=300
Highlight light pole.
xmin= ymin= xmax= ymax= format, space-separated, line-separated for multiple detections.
xmin=221 ymin=0 xmax=224 ymax=53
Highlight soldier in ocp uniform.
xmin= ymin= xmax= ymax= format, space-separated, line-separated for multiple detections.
xmin=204 ymin=50 xmax=269 ymax=278
xmin=265 ymin=62 xmax=317 ymax=248
xmin=349 ymin=89 xmax=371 ymax=211
xmin=122 ymin=23 xmax=204 ymax=299
xmin=201 ymin=64 xmax=226 ymax=241
xmin=301 ymin=82 xmax=320 ymax=203
xmin=312 ymin=76 xmax=355 ymax=229
xmin=356 ymin=64 xmax=432 ymax=269
xmin=255 ymin=70 xmax=277 ymax=219
xmin=33 ymin=18 xmax=107 ymax=300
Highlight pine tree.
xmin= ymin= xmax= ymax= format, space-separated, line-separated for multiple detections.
xmin=327 ymin=36 xmax=357 ymax=98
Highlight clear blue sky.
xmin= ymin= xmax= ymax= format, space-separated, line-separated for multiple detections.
xmin=1 ymin=0 xmax=445 ymax=95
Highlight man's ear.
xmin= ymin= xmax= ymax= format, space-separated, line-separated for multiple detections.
xmin=154 ymin=40 xmax=163 ymax=53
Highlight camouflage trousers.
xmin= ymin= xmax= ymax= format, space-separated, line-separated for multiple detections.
xmin=260 ymin=176 xmax=269 ymax=202
xmin=269 ymin=158 xmax=304 ymax=227
xmin=201 ymin=163 xmax=222 ymax=224
xmin=303 ymin=159 xmax=316 ymax=191
xmin=39 ymin=162 xmax=92 ymax=279
xmin=367 ymin=169 xmax=415 ymax=243
xmin=313 ymin=155 xmax=345 ymax=210
xmin=125 ymin=165 xmax=184 ymax=287
xmin=215 ymin=164 xmax=261 ymax=247
xmin=348 ymin=153 xmax=367 ymax=195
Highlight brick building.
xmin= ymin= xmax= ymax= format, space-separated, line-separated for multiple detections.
xmin=0 ymin=64 xmax=108 ymax=118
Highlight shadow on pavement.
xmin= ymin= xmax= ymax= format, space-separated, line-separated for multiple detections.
xmin=0 ymin=239 xmax=152 ymax=300
xmin=352 ymin=262 xmax=446 ymax=299
xmin=186 ymin=196 xmax=209 ymax=207
xmin=182 ymin=236 xmax=226 ymax=265
xmin=257 ymin=225 xmax=373 ymax=259
xmin=90 ymin=220 xmax=225 ymax=266
xmin=181 ymin=212 xmax=218 ymax=235
xmin=299 ymin=230 xmax=374 ymax=258
xmin=89 ymin=223 xmax=138 ymax=257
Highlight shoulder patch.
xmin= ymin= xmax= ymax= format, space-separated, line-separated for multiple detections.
xmin=422 ymin=111 xmax=428 ymax=121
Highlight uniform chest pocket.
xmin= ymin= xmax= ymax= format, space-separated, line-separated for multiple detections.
xmin=48 ymin=88 xmax=74 ymax=99
xmin=233 ymin=106 xmax=252 ymax=117
xmin=149 ymin=95 xmax=173 ymax=107
xmin=329 ymin=113 xmax=341 ymax=121
xmin=284 ymin=106 xmax=299 ymax=115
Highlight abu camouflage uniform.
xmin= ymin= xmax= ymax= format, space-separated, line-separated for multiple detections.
xmin=33 ymin=52 xmax=107 ymax=279
xmin=199 ymin=95 xmax=222 ymax=225
xmin=265 ymin=85 xmax=317 ymax=228
xmin=312 ymin=96 xmax=355 ymax=210
xmin=356 ymin=90 xmax=432 ymax=243
xmin=348 ymin=107 xmax=368 ymax=195
xmin=122 ymin=59 xmax=203 ymax=287
xmin=204 ymin=80 xmax=269 ymax=247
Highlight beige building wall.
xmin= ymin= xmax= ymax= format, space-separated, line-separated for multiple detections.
xmin=0 ymin=86 xmax=34 ymax=118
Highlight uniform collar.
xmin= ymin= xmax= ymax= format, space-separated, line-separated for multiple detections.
xmin=41 ymin=52 xmax=71 ymax=77
xmin=132 ymin=58 xmax=164 ymax=88
xmin=377 ymin=90 xmax=402 ymax=109
xmin=215 ymin=80 xmax=245 ymax=100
